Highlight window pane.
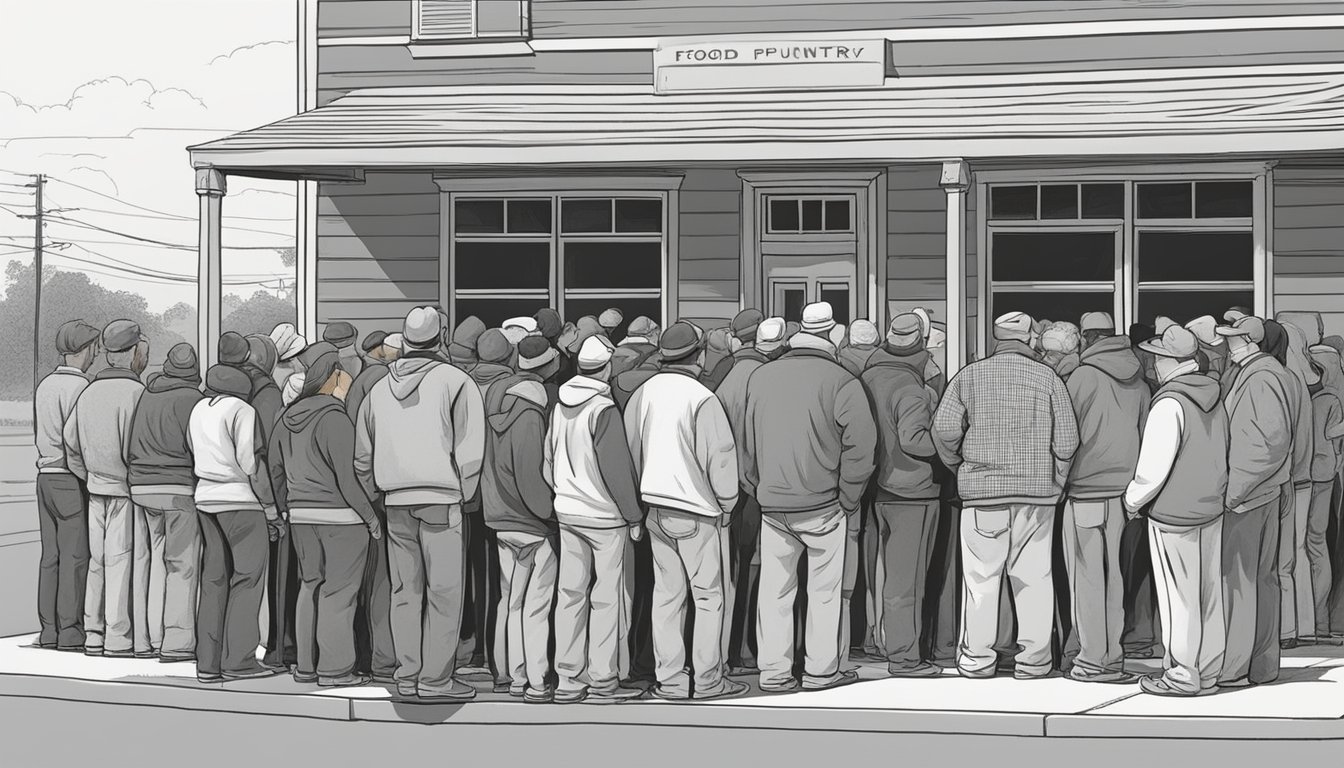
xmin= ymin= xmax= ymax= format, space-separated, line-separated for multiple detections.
xmin=561 ymin=199 xmax=612 ymax=233
xmin=1137 ymin=290 xmax=1255 ymax=328
xmin=824 ymin=200 xmax=851 ymax=231
xmin=476 ymin=0 xmax=525 ymax=36
xmin=506 ymin=199 xmax=551 ymax=234
xmin=454 ymin=241 xmax=549 ymax=290
xmin=992 ymin=232 xmax=1115 ymax=282
xmin=563 ymin=297 xmax=661 ymax=342
xmin=1138 ymin=182 xmax=1192 ymax=219
xmin=1081 ymin=183 xmax=1124 ymax=219
xmin=455 ymin=199 xmax=505 ymax=234
xmin=779 ymin=286 xmax=806 ymax=323
xmin=769 ymin=199 xmax=799 ymax=232
xmin=991 ymin=291 xmax=1114 ymax=327
xmin=1196 ymin=181 xmax=1253 ymax=218
xmin=1040 ymin=184 xmax=1078 ymax=220
xmin=1137 ymin=231 xmax=1253 ymax=282
xmin=801 ymin=200 xmax=824 ymax=231
xmin=820 ymin=286 xmax=850 ymax=325
xmin=563 ymin=241 xmax=661 ymax=290
xmin=614 ymin=199 xmax=662 ymax=233
xmin=990 ymin=185 xmax=1037 ymax=220
xmin=455 ymin=298 xmax=550 ymax=331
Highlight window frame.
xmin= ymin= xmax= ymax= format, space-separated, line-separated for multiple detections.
xmin=412 ymin=0 xmax=532 ymax=43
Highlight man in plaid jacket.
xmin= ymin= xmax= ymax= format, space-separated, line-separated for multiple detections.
xmin=933 ymin=311 xmax=1080 ymax=680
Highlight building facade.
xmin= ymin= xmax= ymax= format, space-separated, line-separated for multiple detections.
xmin=190 ymin=0 xmax=1344 ymax=376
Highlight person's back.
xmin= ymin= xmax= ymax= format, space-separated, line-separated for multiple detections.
xmin=189 ymin=394 xmax=266 ymax=512
xmin=1146 ymin=373 xmax=1230 ymax=527
xmin=861 ymin=345 xmax=937 ymax=500
xmin=128 ymin=373 xmax=203 ymax=493
xmin=36 ymin=366 xmax=89 ymax=474
xmin=548 ymin=375 xmax=633 ymax=528
xmin=482 ymin=380 xmax=554 ymax=537
xmin=838 ymin=344 xmax=877 ymax=379
xmin=67 ymin=368 xmax=145 ymax=497
xmin=1223 ymin=353 xmax=1293 ymax=511
xmin=1066 ymin=335 xmax=1150 ymax=500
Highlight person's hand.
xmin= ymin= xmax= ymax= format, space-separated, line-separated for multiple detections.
xmin=720 ymin=512 xmax=732 ymax=528
xmin=367 ymin=516 xmax=383 ymax=541
xmin=630 ymin=523 xmax=644 ymax=542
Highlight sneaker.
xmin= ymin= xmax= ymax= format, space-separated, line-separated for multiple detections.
xmin=508 ymin=684 xmax=527 ymax=698
xmin=222 ymin=665 xmax=282 ymax=681
xmin=647 ymin=686 xmax=691 ymax=702
xmin=55 ymin=645 xmax=86 ymax=654
xmin=727 ymin=665 xmax=760 ymax=678
xmin=759 ymin=678 xmax=800 ymax=693
xmin=1068 ymin=668 xmax=1139 ymax=685
xmin=587 ymin=686 xmax=644 ymax=703
xmin=103 ymin=649 xmax=135 ymax=659
xmin=417 ymin=681 xmax=477 ymax=702
xmin=802 ymin=669 xmax=860 ymax=691
xmin=372 ymin=673 xmax=398 ymax=685
xmin=695 ymin=680 xmax=750 ymax=701
xmin=293 ymin=672 xmax=319 ymax=684
xmin=83 ymin=646 xmax=104 ymax=657
xmin=1139 ymin=675 xmax=1197 ymax=697
xmin=134 ymin=650 xmax=158 ymax=660
xmin=396 ymin=683 xmax=418 ymax=698
xmin=456 ymin=664 xmax=492 ymax=679
xmin=1014 ymin=668 xmax=1057 ymax=681
xmin=524 ymin=686 xmax=555 ymax=704
xmin=196 ymin=672 xmax=223 ymax=683
xmin=1218 ymin=677 xmax=1253 ymax=689
xmin=957 ymin=666 xmax=996 ymax=680
xmin=553 ymin=688 xmax=589 ymax=704
xmin=1280 ymin=638 xmax=1299 ymax=650
xmin=159 ymin=654 xmax=195 ymax=664
xmin=319 ymin=674 xmax=372 ymax=688
xmin=888 ymin=662 xmax=942 ymax=679
xmin=492 ymin=681 xmax=511 ymax=694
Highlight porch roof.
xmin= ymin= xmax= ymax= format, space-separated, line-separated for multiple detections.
xmin=189 ymin=64 xmax=1344 ymax=173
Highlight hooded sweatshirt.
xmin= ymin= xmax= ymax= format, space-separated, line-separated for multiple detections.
xmin=127 ymin=374 xmax=205 ymax=494
xmin=1065 ymin=336 xmax=1151 ymax=499
xmin=544 ymin=375 xmax=642 ymax=528
xmin=269 ymin=394 xmax=376 ymax=526
xmin=860 ymin=346 xmax=939 ymax=500
xmin=1124 ymin=370 xmax=1229 ymax=527
xmin=34 ymin=366 xmax=88 ymax=474
xmin=63 ymin=368 xmax=146 ymax=496
xmin=1223 ymin=352 xmax=1294 ymax=513
xmin=714 ymin=347 xmax=768 ymax=489
xmin=344 ymin=361 xmax=388 ymax=424
xmin=354 ymin=354 xmax=485 ymax=508
xmin=1309 ymin=384 xmax=1344 ymax=483
xmin=1282 ymin=323 xmax=1318 ymax=487
xmin=187 ymin=394 xmax=273 ymax=513
xmin=482 ymin=380 xmax=555 ymax=537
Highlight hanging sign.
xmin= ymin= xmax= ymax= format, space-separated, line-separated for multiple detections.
xmin=654 ymin=40 xmax=886 ymax=94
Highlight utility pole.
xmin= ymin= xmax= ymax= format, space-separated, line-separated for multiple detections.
xmin=30 ymin=174 xmax=44 ymax=393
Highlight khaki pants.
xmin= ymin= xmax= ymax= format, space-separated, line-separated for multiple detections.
xmin=1280 ymin=483 xmax=1315 ymax=640
xmin=493 ymin=531 xmax=557 ymax=694
xmin=133 ymin=494 xmax=202 ymax=658
xmin=1307 ymin=481 xmax=1334 ymax=636
xmin=647 ymin=507 xmax=730 ymax=698
xmin=757 ymin=505 xmax=847 ymax=689
xmin=1221 ymin=496 xmax=1280 ymax=685
xmin=84 ymin=494 xmax=136 ymax=654
xmin=1062 ymin=497 xmax=1126 ymax=675
xmin=873 ymin=499 xmax=938 ymax=671
xmin=958 ymin=504 xmax=1056 ymax=677
xmin=555 ymin=522 xmax=628 ymax=696
xmin=1150 ymin=517 xmax=1226 ymax=694
xmin=385 ymin=504 xmax=466 ymax=697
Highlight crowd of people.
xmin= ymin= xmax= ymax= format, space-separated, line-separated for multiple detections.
xmin=30 ymin=298 xmax=1344 ymax=702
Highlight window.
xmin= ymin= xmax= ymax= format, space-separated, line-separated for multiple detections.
xmin=450 ymin=195 xmax=665 ymax=333
xmin=766 ymin=196 xmax=852 ymax=233
xmin=414 ymin=0 xmax=530 ymax=41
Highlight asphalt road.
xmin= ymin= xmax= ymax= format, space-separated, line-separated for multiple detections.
xmin=0 ymin=429 xmax=39 ymax=638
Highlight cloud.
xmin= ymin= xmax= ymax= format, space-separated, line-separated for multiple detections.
xmin=208 ymin=40 xmax=294 ymax=67
xmin=66 ymin=166 xmax=120 ymax=195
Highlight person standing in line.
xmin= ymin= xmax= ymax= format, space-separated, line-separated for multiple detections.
xmin=838 ymin=319 xmax=880 ymax=379
xmin=1215 ymin=315 xmax=1293 ymax=687
xmin=346 ymin=332 xmax=398 ymax=423
xmin=860 ymin=313 xmax=942 ymax=678
xmin=599 ymin=308 xmax=625 ymax=342
xmin=912 ymin=309 xmax=947 ymax=395
xmin=354 ymin=308 xmax=485 ymax=701
xmin=189 ymin=364 xmax=282 ymax=682
xmin=33 ymin=320 xmax=99 ymax=652
xmin=64 ymin=320 xmax=149 ymax=658
xmin=1306 ymin=362 xmax=1344 ymax=641
xmin=610 ymin=316 xmax=660 ymax=380
xmin=126 ymin=343 xmax=205 ymax=663
xmin=269 ymin=351 xmax=382 ymax=687
xmin=1124 ymin=325 xmax=1229 ymax=697
xmin=1060 ymin=312 xmax=1150 ymax=684
xmin=534 ymin=308 xmax=573 ymax=383
xmin=544 ymin=335 xmax=646 ymax=704
xmin=323 ymin=321 xmax=363 ymax=380
xmin=744 ymin=302 xmax=877 ymax=692
xmin=625 ymin=322 xmax=748 ymax=701
xmin=269 ymin=323 xmax=308 ymax=393
xmin=1279 ymin=320 xmax=1320 ymax=646
xmin=449 ymin=315 xmax=487 ymax=377
xmin=932 ymin=311 xmax=1079 ymax=680
xmin=1185 ymin=316 xmax=1229 ymax=380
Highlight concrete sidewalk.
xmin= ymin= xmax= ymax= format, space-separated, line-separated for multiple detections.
xmin=1 ymin=634 xmax=1342 ymax=739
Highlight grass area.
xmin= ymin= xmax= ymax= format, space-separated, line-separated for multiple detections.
xmin=0 ymin=401 xmax=33 ymax=428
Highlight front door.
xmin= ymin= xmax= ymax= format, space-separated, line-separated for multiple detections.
xmin=760 ymin=194 xmax=858 ymax=324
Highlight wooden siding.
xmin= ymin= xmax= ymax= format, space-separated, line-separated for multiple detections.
xmin=317 ymin=172 xmax=442 ymax=331
xmin=886 ymin=164 xmax=946 ymax=329
xmin=1274 ymin=167 xmax=1344 ymax=335
xmin=678 ymin=168 xmax=741 ymax=325
xmin=319 ymin=0 xmax=1340 ymax=39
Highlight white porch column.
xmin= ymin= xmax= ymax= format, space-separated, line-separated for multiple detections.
xmin=941 ymin=159 xmax=970 ymax=377
xmin=196 ymin=167 xmax=226 ymax=370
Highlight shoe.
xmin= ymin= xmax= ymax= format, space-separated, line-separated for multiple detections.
xmin=1068 ymin=669 xmax=1139 ymax=684
xmin=55 ymin=645 xmax=86 ymax=654
xmin=103 ymin=649 xmax=135 ymax=659
xmin=196 ymin=672 xmax=223 ymax=683
xmin=396 ymin=684 xmax=418 ymax=698
xmin=293 ymin=672 xmax=319 ymax=684
xmin=695 ymin=680 xmax=750 ymax=701
xmin=1138 ymin=675 xmax=1197 ymax=697
xmin=456 ymin=664 xmax=492 ymax=679
xmin=508 ymin=684 xmax=527 ymax=698
xmin=1280 ymin=638 xmax=1299 ymax=650
xmin=888 ymin=662 xmax=942 ymax=679
xmin=35 ymin=641 xmax=57 ymax=650
xmin=759 ymin=679 xmax=800 ymax=693
xmin=319 ymin=674 xmax=372 ymax=688
xmin=134 ymin=650 xmax=158 ymax=660
xmin=372 ymin=673 xmax=398 ymax=685
xmin=492 ymin=681 xmax=511 ymax=695
xmin=727 ymin=665 xmax=760 ymax=678
xmin=524 ymin=686 xmax=555 ymax=704
xmin=587 ymin=686 xmax=645 ymax=703
xmin=222 ymin=665 xmax=282 ymax=681
xmin=1014 ymin=669 xmax=1058 ymax=681
xmin=1218 ymin=677 xmax=1253 ymax=689
xmin=553 ymin=688 xmax=588 ymax=704
xmin=416 ymin=681 xmax=477 ymax=702
xmin=158 ymin=654 xmax=195 ymax=664
xmin=647 ymin=686 xmax=691 ymax=702
xmin=802 ymin=669 xmax=860 ymax=691
xmin=957 ymin=666 xmax=996 ymax=680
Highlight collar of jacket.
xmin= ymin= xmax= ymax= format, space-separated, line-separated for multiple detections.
xmin=993 ymin=340 xmax=1038 ymax=360
xmin=148 ymin=374 xmax=201 ymax=393
xmin=868 ymin=347 xmax=929 ymax=377
xmin=53 ymin=365 xmax=86 ymax=377
xmin=95 ymin=367 xmax=142 ymax=383
xmin=656 ymin=363 xmax=702 ymax=380
xmin=733 ymin=347 xmax=768 ymax=364
xmin=786 ymin=332 xmax=837 ymax=358
xmin=402 ymin=350 xmax=443 ymax=363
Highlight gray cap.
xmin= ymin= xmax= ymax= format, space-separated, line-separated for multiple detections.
xmin=102 ymin=320 xmax=144 ymax=354
xmin=55 ymin=320 xmax=101 ymax=355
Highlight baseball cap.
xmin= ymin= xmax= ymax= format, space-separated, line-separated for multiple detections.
xmin=1140 ymin=325 xmax=1200 ymax=359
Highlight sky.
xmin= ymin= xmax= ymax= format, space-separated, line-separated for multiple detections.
xmin=0 ymin=0 xmax=299 ymax=311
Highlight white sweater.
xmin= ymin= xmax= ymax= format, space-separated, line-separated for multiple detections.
xmin=188 ymin=396 xmax=267 ymax=513
xmin=624 ymin=370 xmax=739 ymax=518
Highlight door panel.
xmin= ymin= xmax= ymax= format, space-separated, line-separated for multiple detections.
xmin=770 ymin=279 xmax=808 ymax=323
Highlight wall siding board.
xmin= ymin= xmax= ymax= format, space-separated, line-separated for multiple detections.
xmin=319 ymin=0 xmax=411 ymax=37
xmin=1274 ymin=168 xmax=1344 ymax=336
xmin=677 ymin=168 xmax=740 ymax=319
xmin=886 ymin=164 xmax=946 ymax=311
xmin=318 ymin=213 xmax=440 ymax=238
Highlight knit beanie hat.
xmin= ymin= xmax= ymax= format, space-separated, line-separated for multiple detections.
xmin=534 ymin=308 xmax=563 ymax=342
xmin=205 ymin=364 xmax=252 ymax=399
xmin=476 ymin=328 xmax=512 ymax=364
xmin=162 ymin=343 xmax=200 ymax=381
xmin=299 ymin=351 xmax=341 ymax=400
xmin=450 ymin=316 xmax=486 ymax=362
xmin=218 ymin=332 xmax=250 ymax=366
xmin=246 ymin=334 xmax=278 ymax=374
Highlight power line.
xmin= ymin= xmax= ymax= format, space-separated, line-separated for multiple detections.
xmin=62 ymin=241 xmax=284 ymax=280
xmin=47 ymin=215 xmax=293 ymax=251
xmin=56 ymin=203 xmax=295 ymax=237
xmin=51 ymin=247 xmax=291 ymax=287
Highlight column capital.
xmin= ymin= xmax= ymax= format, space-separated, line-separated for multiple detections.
xmin=195 ymin=166 xmax=227 ymax=197
xmin=939 ymin=159 xmax=970 ymax=192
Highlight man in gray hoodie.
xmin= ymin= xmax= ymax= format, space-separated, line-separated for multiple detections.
xmin=355 ymin=307 xmax=485 ymax=702
xmin=1062 ymin=312 xmax=1150 ymax=684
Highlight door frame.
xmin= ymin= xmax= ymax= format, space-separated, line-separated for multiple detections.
xmin=738 ymin=169 xmax=884 ymax=321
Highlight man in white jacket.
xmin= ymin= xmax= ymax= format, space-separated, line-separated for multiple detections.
xmin=625 ymin=322 xmax=748 ymax=701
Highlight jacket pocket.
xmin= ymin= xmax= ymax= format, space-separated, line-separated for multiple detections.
xmin=972 ymin=506 xmax=1011 ymax=538
xmin=1070 ymin=500 xmax=1107 ymax=529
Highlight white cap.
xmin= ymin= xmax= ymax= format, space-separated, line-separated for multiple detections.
xmin=382 ymin=333 xmax=404 ymax=352
xmin=801 ymin=302 xmax=835 ymax=334
xmin=913 ymin=308 xmax=933 ymax=340
xmin=993 ymin=311 xmax=1033 ymax=342
xmin=756 ymin=317 xmax=787 ymax=353
xmin=849 ymin=319 xmax=879 ymax=346
xmin=502 ymin=316 xmax=538 ymax=333
xmin=577 ymin=334 xmax=614 ymax=371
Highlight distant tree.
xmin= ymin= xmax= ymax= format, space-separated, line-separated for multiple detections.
xmin=222 ymin=288 xmax=295 ymax=338
xmin=278 ymin=247 xmax=296 ymax=268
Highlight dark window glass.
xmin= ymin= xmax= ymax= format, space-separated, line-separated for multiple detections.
xmin=506 ymin=199 xmax=551 ymax=234
xmin=1040 ymin=184 xmax=1079 ymax=220
xmin=990 ymin=185 xmax=1037 ymax=220
xmin=562 ymin=297 xmax=661 ymax=341
xmin=1138 ymin=182 xmax=1192 ymax=219
xmin=455 ymin=298 xmax=550 ymax=331
xmin=801 ymin=200 xmax=824 ymax=231
xmin=1137 ymin=231 xmax=1253 ymax=282
xmin=824 ymin=200 xmax=851 ymax=231
xmin=768 ymin=199 xmax=799 ymax=232
xmin=991 ymin=291 xmax=1114 ymax=328
xmin=780 ymin=286 xmax=806 ymax=323
xmin=1195 ymin=181 xmax=1253 ymax=218
xmin=1081 ymin=183 xmax=1124 ymax=219
xmin=992 ymin=232 xmax=1115 ymax=282
xmin=454 ymin=241 xmax=549 ymax=290
xmin=1137 ymin=289 xmax=1255 ymax=328
xmin=563 ymin=242 xmax=661 ymax=290
xmin=614 ymin=199 xmax=663 ymax=233
xmin=561 ymin=199 xmax=612 ymax=233
xmin=820 ymin=286 xmax=851 ymax=325
xmin=454 ymin=199 xmax=505 ymax=234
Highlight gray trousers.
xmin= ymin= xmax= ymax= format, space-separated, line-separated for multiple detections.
xmin=1307 ymin=481 xmax=1334 ymax=636
xmin=385 ymin=504 xmax=465 ymax=696
xmin=757 ymin=505 xmax=847 ymax=689
xmin=1281 ymin=483 xmax=1315 ymax=639
xmin=360 ymin=522 xmax=396 ymax=678
xmin=133 ymin=493 xmax=202 ymax=658
xmin=292 ymin=524 xmax=369 ymax=681
xmin=648 ymin=507 xmax=730 ymax=698
xmin=1220 ymin=496 xmax=1281 ymax=685
xmin=1062 ymin=497 xmax=1127 ymax=675
xmin=84 ymin=494 xmax=136 ymax=654
xmin=196 ymin=509 xmax=268 ymax=677
xmin=873 ymin=498 xmax=938 ymax=671
xmin=555 ymin=522 xmax=628 ymax=696
xmin=1150 ymin=517 xmax=1226 ymax=694
xmin=493 ymin=531 xmax=557 ymax=694
xmin=36 ymin=473 xmax=88 ymax=649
